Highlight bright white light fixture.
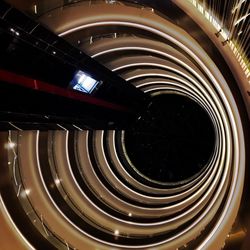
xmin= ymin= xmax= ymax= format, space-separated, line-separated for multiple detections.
xmin=55 ymin=178 xmax=61 ymax=185
xmin=25 ymin=189 xmax=31 ymax=195
xmin=5 ymin=141 xmax=16 ymax=149
xmin=70 ymin=70 xmax=99 ymax=94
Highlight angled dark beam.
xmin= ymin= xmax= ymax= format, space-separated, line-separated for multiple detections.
xmin=0 ymin=0 xmax=148 ymax=112
xmin=0 ymin=69 xmax=130 ymax=112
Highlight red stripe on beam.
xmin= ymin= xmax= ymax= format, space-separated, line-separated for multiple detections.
xmin=0 ymin=69 xmax=131 ymax=112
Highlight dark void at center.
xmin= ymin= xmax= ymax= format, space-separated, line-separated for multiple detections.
xmin=124 ymin=94 xmax=215 ymax=183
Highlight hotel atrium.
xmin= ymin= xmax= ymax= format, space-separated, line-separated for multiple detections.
xmin=0 ymin=0 xmax=249 ymax=249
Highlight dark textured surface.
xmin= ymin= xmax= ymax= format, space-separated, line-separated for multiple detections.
xmin=125 ymin=94 xmax=215 ymax=183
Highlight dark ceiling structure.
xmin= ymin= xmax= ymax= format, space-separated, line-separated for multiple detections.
xmin=0 ymin=0 xmax=249 ymax=250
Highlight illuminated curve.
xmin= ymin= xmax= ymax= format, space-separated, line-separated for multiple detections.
xmin=0 ymin=1 xmax=247 ymax=250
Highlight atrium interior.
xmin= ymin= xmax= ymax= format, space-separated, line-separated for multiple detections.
xmin=0 ymin=0 xmax=249 ymax=249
